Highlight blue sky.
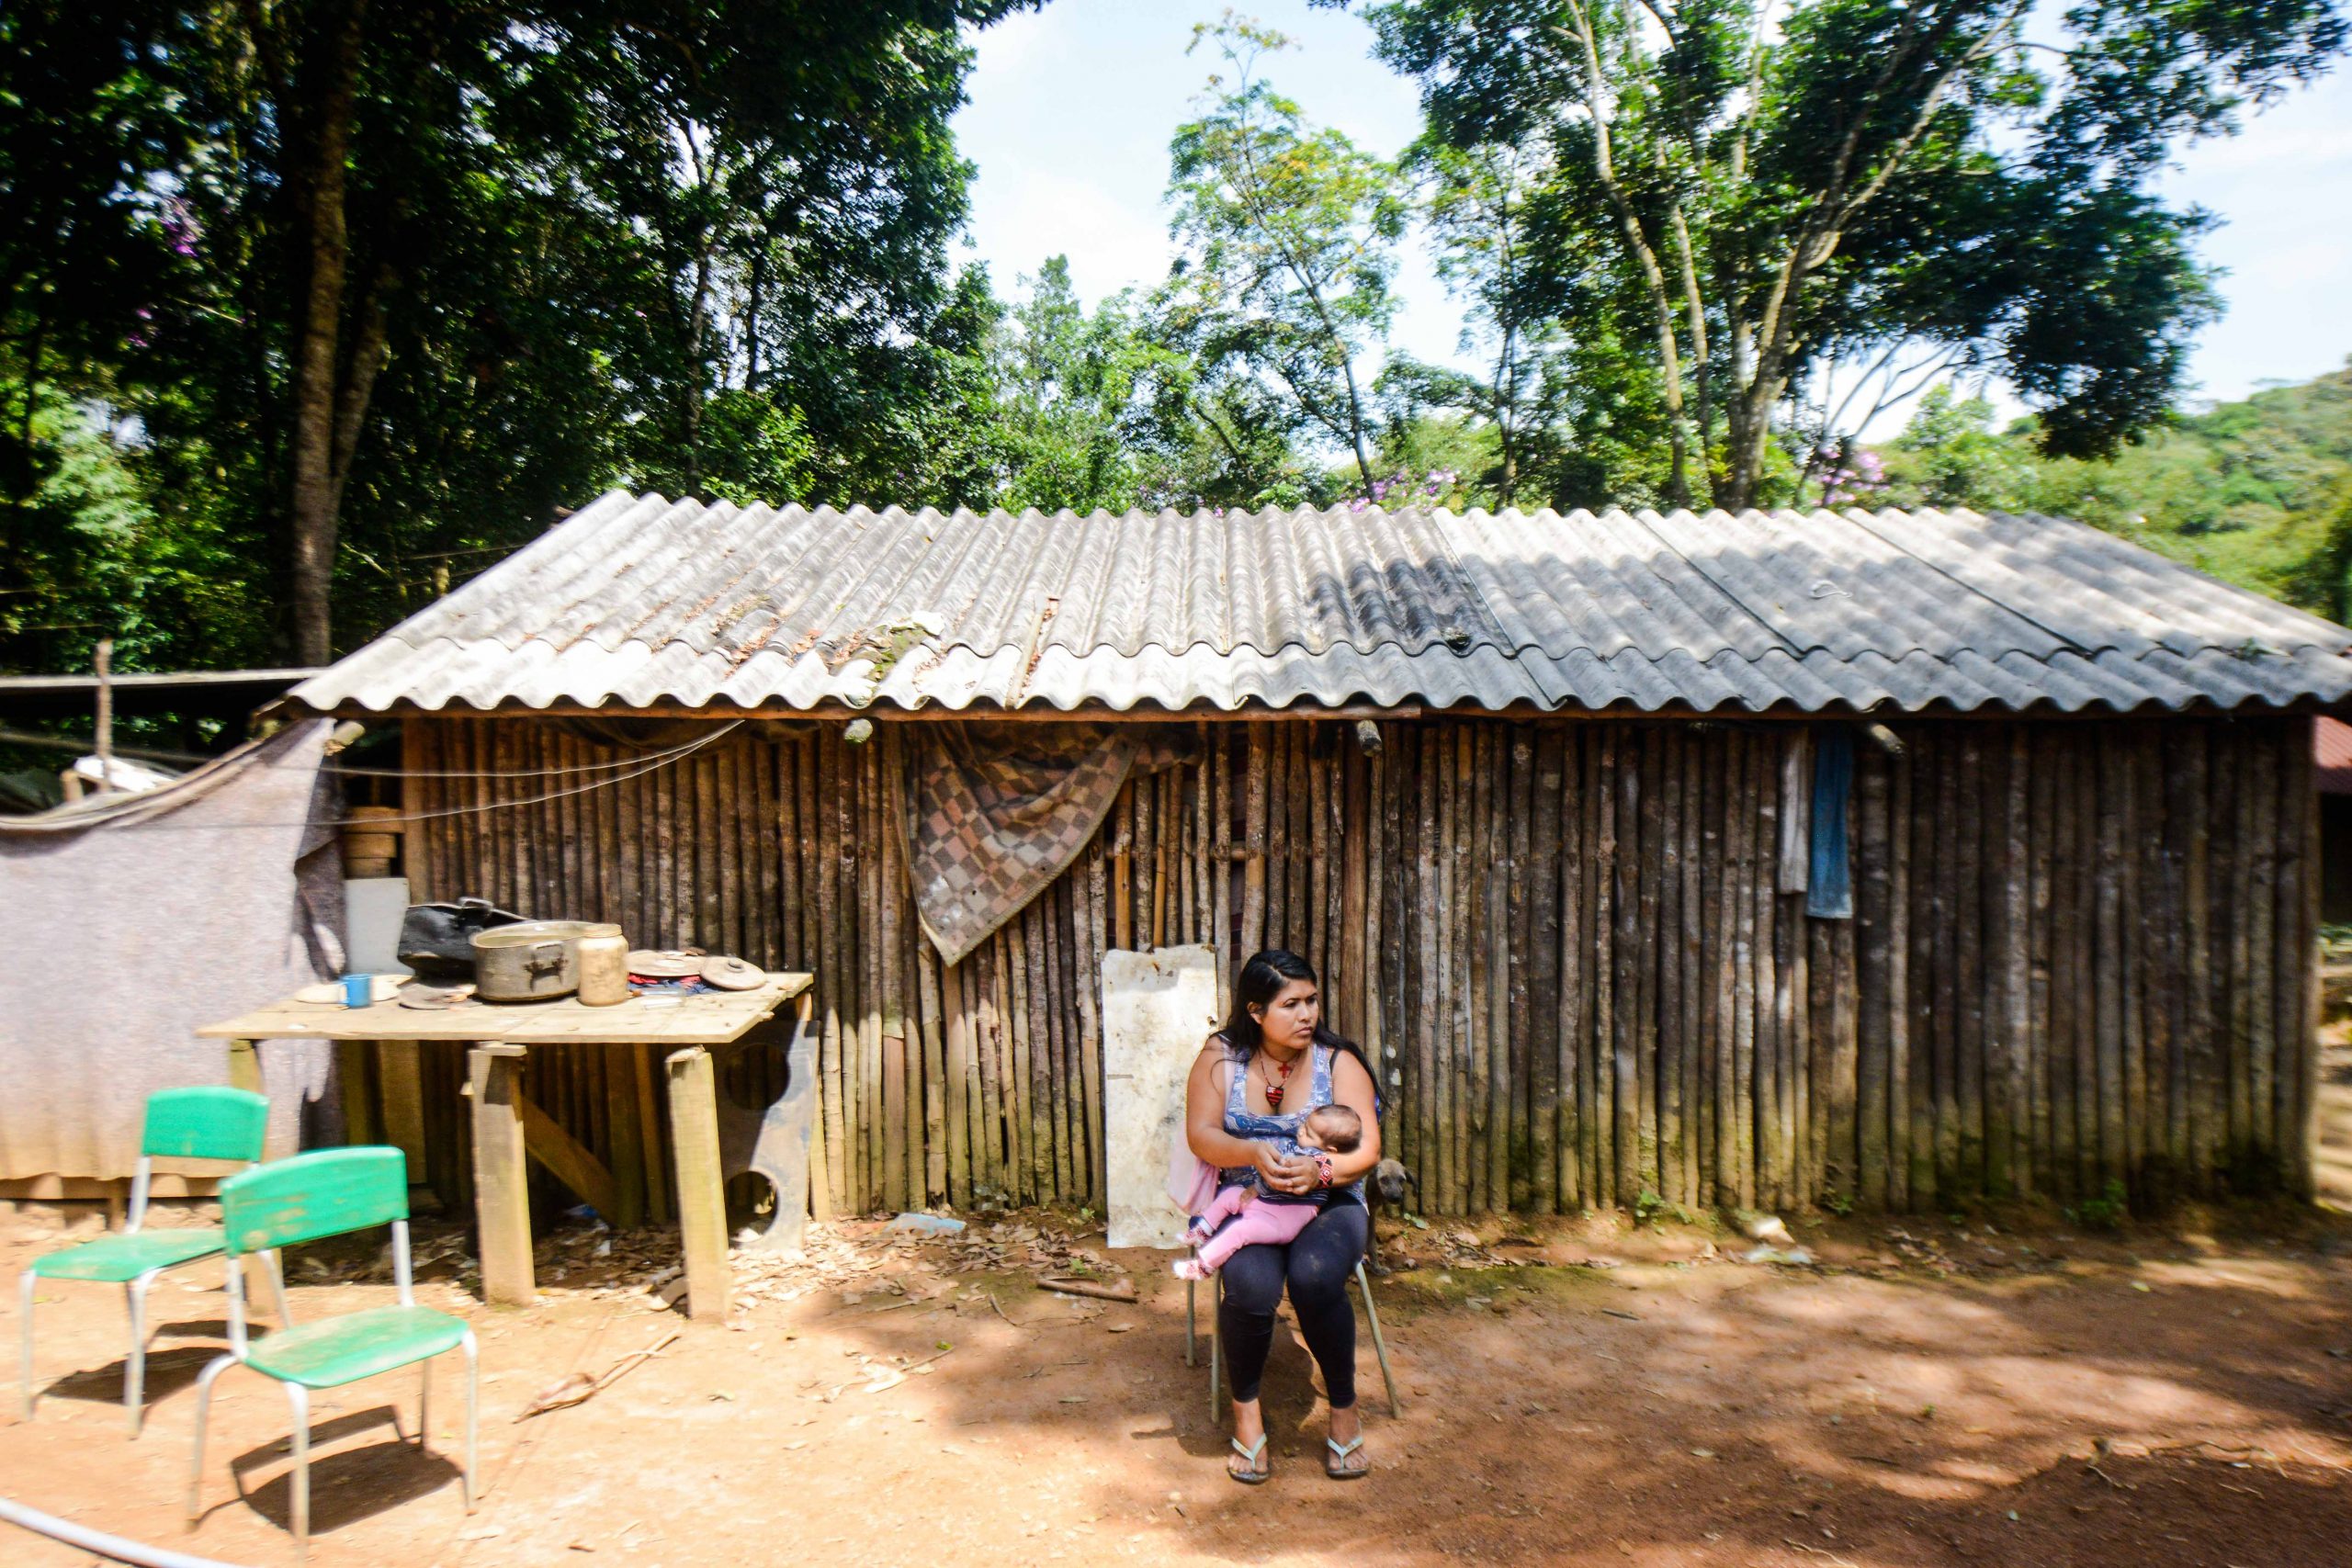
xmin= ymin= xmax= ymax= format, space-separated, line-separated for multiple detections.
xmin=951 ymin=0 xmax=2352 ymax=428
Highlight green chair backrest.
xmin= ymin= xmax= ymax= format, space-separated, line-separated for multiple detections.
xmin=219 ymin=1146 xmax=409 ymax=1257
xmin=141 ymin=1086 xmax=270 ymax=1164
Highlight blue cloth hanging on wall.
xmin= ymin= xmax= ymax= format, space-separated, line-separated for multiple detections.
xmin=1807 ymin=726 xmax=1854 ymax=919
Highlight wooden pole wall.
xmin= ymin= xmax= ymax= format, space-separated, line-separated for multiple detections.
xmin=401 ymin=713 xmax=2322 ymax=1219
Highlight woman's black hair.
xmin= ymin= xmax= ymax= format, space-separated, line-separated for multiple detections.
xmin=1219 ymin=949 xmax=1370 ymax=1078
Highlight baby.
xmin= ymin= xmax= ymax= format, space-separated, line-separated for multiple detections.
xmin=1172 ymin=1103 xmax=1363 ymax=1280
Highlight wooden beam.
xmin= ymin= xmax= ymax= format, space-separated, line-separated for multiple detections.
xmin=469 ymin=1043 xmax=535 ymax=1307
xmin=666 ymin=1046 xmax=731 ymax=1323
xmin=516 ymin=1086 xmax=618 ymax=1217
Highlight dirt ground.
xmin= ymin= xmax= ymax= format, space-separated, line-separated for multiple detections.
xmin=4 ymin=1166 xmax=2348 ymax=1568
xmin=2 ymin=1021 xmax=2348 ymax=1568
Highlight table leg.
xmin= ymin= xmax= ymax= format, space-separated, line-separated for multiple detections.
xmin=223 ymin=1041 xmax=274 ymax=1301
xmin=468 ymin=1043 xmax=535 ymax=1307
xmin=665 ymin=1047 xmax=730 ymax=1323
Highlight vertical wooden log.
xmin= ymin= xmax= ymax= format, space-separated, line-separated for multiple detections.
xmin=2046 ymin=731 xmax=2083 ymax=1201
xmin=1730 ymin=731 xmax=1758 ymax=1209
xmin=1530 ymin=728 xmax=1564 ymax=1213
xmin=1885 ymin=739 xmax=1913 ymax=1212
xmin=2072 ymin=732 xmax=2104 ymax=1198
xmin=2281 ymin=717 xmax=2320 ymax=1198
xmin=1451 ymin=726 xmax=1476 ymax=1213
xmin=1264 ymin=728 xmax=1289 ymax=950
xmin=1655 ymin=729 xmax=1682 ymax=1205
xmin=918 ymin=934 xmax=949 ymax=1206
xmin=1929 ymin=732 xmax=1962 ymax=1199
xmin=943 ymin=957 xmax=972 ymax=1209
xmin=665 ymin=1047 xmax=730 ymax=1323
xmin=1242 ymin=731 xmax=1268 ymax=960
xmin=1467 ymin=726 xmax=1495 ymax=1213
xmin=1997 ymin=728 xmax=2031 ymax=1199
xmin=1611 ymin=729 xmax=1641 ymax=1208
xmin=2118 ymin=727 xmax=2151 ymax=1194
xmin=1416 ymin=726 xmax=1442 ymax=1201
xmin=1310 ymin=730 xmax=1333 ymax=988
xmin=1373 ymin=728 xmax=1399 ymax=1154
xmin=1111 ymin=784 xmax=1134 ymax=953
xmin=976 ymin=945 xmax=1007 ymax=1199
xmin=1856 ymin=738 xmax=1893 ymax=1210
xmin=2023 ymin=728 xmax=2053 ymax=1201
xmin=2095 ymin=730 xmax=2130 ymax=1192
xmin=2246 ymin=728 xmax=2279 ymax=1178
xmin=1703 ymin=728 xmax=1731 ymax=1208
xmin=813 ymin=734 xmax=848 ymax=1214
xmin=1081 ymin=840 xmax=1111 ymax=1209
xmin=1591 ymin=725 xmax=1620 ymax=1208
xmin=1680 ymin=737 xmax=1705 ymax=1207
xmin=1288 ymin=724 xmax=1312 ymax=960
xmin=1756 ymin=736 xmax=1786 ymax=1209
xmin=1559 ymin=727 xmax=1588 ymax=1209
xmin=1043 ymin=882 xmax=1076 ymax=1201
xmin=879 ymin=741 xmax=910 ymax=1215
xmin=1362 ymin=737 xmax=1386 ymax=1130
xmin=1956 ymin=731 xmax=1987 ymax=1196
xmin=469 ymin=1043 xmax=534 ymax=1308
xmin=1214 ymin=728 xmax=1234 ymax=1017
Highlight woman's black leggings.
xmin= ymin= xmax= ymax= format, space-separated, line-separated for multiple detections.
xmin=1217 ymin=1201 xmax=1367 ymax=1409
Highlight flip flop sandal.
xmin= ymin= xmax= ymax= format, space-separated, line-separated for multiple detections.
xmin=1325 ymin=1434 xmax=1368 ymax=1480
xmin=1228 ymin=1433 xmax=1272 ymax=1485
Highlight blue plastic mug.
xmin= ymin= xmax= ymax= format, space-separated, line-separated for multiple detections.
xmin=342 ymin=973 xmax=371 ymax=1008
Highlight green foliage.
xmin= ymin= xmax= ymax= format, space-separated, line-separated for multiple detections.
xmin=2068 ymin=1179 xmax=2130 ymax=1232
xmin=1367 ymin=0 xmax=2345 ymax=506
xmin=0 ymin=0 xmax=1040 ymax=671
xmin=1162 ymin=16 xmax=1408 ymax=492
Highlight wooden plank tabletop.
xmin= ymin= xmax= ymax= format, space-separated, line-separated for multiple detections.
xmin=198 ymin=972 xmax=813 ymax=1045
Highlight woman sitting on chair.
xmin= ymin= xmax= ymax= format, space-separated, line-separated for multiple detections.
xmin=1183 ymin=949 xmax=1381 ymax=1483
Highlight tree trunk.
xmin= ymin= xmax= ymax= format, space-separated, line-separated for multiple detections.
xmin=286 ymin=0 xmax=368 ymax=665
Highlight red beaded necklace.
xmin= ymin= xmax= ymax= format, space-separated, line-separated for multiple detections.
xmin=1261 ymin=1046 xmax=1301 ymax=1111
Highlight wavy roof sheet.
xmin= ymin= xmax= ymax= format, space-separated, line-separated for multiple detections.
xmin=291 ymin=491 xmax=2352 ymax=716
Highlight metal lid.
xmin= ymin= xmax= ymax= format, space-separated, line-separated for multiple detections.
xmin=471 ymin=920 xmax=617 ymax=950
xmin=628 ymin=948 xmax=706 ymax=977
xmin=699 ymin=954 xmax=765 ymax=990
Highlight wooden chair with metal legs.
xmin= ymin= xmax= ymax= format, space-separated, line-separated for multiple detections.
xmin=19 ymin=1086 xmax=279 ymax=1436
xmin=187 ymin=1146 xmax=476 ymax=1556
xmin=1184 ymin=1247 xmax=1401 ymax=1422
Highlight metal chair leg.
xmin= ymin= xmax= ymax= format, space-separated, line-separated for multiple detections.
xmin=416 ymin=1357 xmax=431 ymax=1453
xmin=1184 ymin=1272 xmax=1195 ymax=1368
xmin=18 ymin=1269 xmax=36 ymax=1420
xmin=266 ymin=1249 xmax=293 ymax=1327
xmin=460 ymin=1333 xmax=480 ymax=1514
xmin=187 ymin=1353 xmax=233 ymax=1523
xmin=286 ymin=1381 xmax=311 ymax=1554
xmin=1208 ymin=1270 xmax=1222 ymax=1423
xmin=126 ymin=1269 xmax=161 ymax=1437
xmin=1353 ymin=1260 xmax=1402 ymax=1416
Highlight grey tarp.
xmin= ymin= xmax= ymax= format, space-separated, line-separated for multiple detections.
xmin=0 ymin=720 xmax=344 ymax=1180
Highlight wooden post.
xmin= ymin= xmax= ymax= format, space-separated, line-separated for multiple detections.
xmin=469 ymin=1043 xmax=534 ymax=1308
xmin=666 ymin=1046 xmax=731 ymax=1322
xmin=377 ymin=1043 xmax=428 ymax=1174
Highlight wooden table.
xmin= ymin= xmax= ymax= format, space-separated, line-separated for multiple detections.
xmin=198 ymin=974 xmax=815 ymax=1316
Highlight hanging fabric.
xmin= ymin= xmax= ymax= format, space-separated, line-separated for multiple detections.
xmin=899 ymin=721 xmax=1189 ymax=965
xmin=1806 ymin=725 xmax=1855 ymax=919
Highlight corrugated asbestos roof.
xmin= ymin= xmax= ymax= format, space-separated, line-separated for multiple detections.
xmin=291 ymin=491 xmax=2352 ymax=716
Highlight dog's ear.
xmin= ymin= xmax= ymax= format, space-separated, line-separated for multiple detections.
xmin=1403 ymin=1167 xmax=1421 ymax=1190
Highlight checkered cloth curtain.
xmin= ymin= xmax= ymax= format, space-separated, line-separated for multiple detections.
xmin=901 ymin=722 xmax=1186 ymax=965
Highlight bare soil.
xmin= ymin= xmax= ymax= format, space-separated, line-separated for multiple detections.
xmin=4 ymin=1179 xmax=2348 ymax=1568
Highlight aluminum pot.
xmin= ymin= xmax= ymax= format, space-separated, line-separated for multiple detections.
xmin=470 ymin=920 xmax=618 ymax=1002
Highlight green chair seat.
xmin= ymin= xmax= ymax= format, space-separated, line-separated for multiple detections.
xmin=245 ymin=1305 xmax=469 ymax=1390
xmin=32 ymin=1227 xmax=225 ymax=1282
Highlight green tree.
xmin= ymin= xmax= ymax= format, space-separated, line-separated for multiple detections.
xmin=1366 ymin=0 xmax=2346 ymax=510
xmin=1162 ymin=14 xmax=1408 ymax=493
xmin=1 ymin=0 xmax=1037 ymax=671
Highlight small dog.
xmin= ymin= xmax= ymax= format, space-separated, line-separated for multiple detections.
xmin=1365 ymin=1156 xmax=1419 ymax=1275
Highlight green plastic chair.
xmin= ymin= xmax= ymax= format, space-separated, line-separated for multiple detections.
xmin=18 ymin=1085 xmax=280 ymax=1436
xmin=187 ymin=1145 xmax=476 ymax=1553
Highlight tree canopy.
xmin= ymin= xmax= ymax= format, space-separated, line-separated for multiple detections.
xmin=1 ymin=0 xmax=2345 ymax=694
